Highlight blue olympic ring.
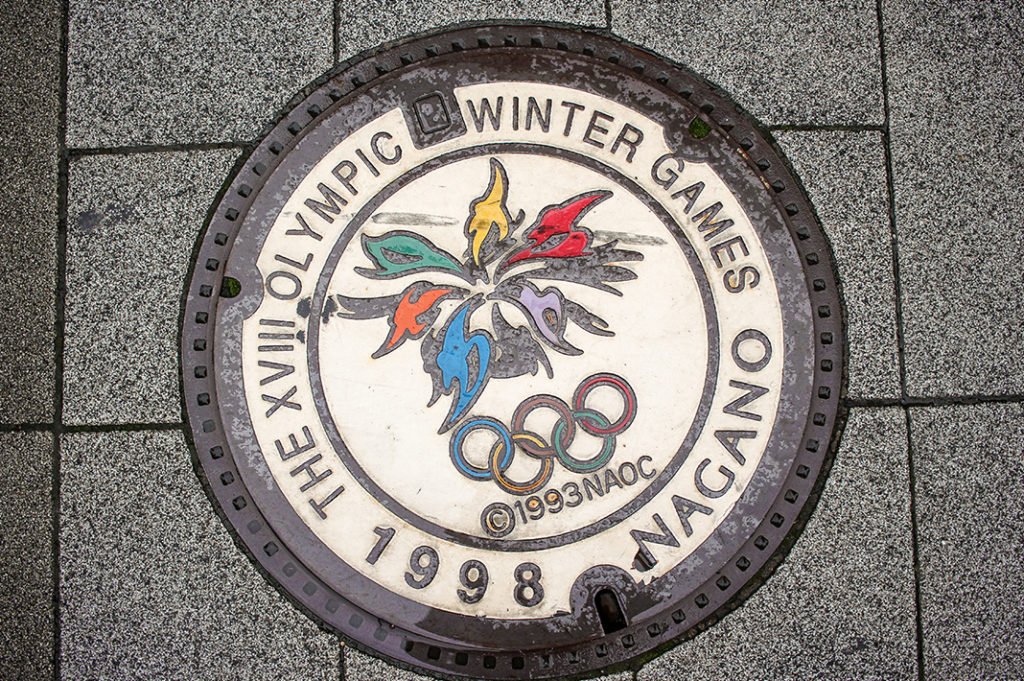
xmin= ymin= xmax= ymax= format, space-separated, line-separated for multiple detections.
xmin=450 ymin=418 xmax=514 ymax=480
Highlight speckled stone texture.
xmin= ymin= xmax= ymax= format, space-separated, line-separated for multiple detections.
xmin=611 ymin=0 xmax=883 ymax=126
xmin=911 ymin=403 xmax=1024 ymax=681
xmin=336 ymin=0 xmax=606 ymax=59
xmin=884 ymin=0 xmax=1024 ymax=396
xmin=774 ymin=131 xmax=899 ymax=399
xmin=0 ymin=431 xmax=54 ymax=681
xmin=0 ymin=0 xmax=60 ymax=423
xmin=345 ymin=647 xmax=634 ymax=681
xmin=63 ymin=150 xmax=239 ymax=425
xmin=66 ymin=0 xmax=333 ymax=147
xmin=637 ymin=408 xmax=918 ymax=681
xmin=59 ymin=429 xmax=340 ymax=680
xmin=0 ymin=0 xmax=60 ymax=156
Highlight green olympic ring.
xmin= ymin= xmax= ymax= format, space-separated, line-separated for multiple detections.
xmin=552 ymin=408 xmax=615 ymax=473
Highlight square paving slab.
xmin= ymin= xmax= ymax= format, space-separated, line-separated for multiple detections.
xmin=0 ymin=0 xmax=60 ymax=156
xmin=67 ymin=0 xmax=333 ymax=147
xmin=911 ymin=403 xmax=1024 ymax=681
xmin=774 ymin=130 xmax=899 ymax=399
xmin=59 ymin=429 xmax=340 ymax=681
xmin=0 ymin=0 xmax=60 ymax=424
xmin=346 ymin=647 xmax=633 ymax=681
xmin=610 ymin=0 xmax=883 ymax=126
xmin=336 ymin=0 xmax=606 ymax=59
xmin=0 ymin=152 xmax=58 ymax=424
xmin=884 ymin=0 xmax=1024 ymax=396
xmin=63 ymin=150 xmax=239 ymax=425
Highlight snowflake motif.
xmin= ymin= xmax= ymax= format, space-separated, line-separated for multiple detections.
xmin=324 ymin=158 xmax=643 ymax=432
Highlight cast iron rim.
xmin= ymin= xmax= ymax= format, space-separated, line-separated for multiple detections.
xmin=179 ymin=21 xmax=848 ymax=680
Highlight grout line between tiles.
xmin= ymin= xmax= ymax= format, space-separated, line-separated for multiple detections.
xmin=604 ymin=0 xmax=613 ymax=30
xmin=0 ymin=423 xmax=53 ymax=433
xmin=843 ymin=395 xmax=901 ymax=405
xmin=876 ymin=2 xmax=926 ymax=679
xmin=903 ymin=406 xmax=928 ymax=681
xmin=847 ymin=394 xmax=1024 ymax=408
xmin=876 ymin=3 xmax=909 ymax=400
xmin=52 ymin=1 xmax=71 ymax=678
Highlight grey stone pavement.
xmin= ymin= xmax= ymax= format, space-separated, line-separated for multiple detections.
xmin=1 ymin=0 xmax=1022 ymax=679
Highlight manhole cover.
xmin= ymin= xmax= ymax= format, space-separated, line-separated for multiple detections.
xmin=182 ymin=23 xmax=845 ymax=679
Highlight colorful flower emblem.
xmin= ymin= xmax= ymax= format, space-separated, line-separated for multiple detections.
xmin=324 ymin=158 xmax=644 ymax=432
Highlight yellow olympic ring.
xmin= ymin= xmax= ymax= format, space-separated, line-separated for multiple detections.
xmin=488 ymin=432 xmax=555 ymax=495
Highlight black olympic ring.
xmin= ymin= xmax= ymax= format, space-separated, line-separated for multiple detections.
xmin=511 ymin=395 xmax=574 ymax=458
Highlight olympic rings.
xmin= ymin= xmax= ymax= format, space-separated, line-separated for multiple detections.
xmin=450 ymin=373 xmax=638 ymax=495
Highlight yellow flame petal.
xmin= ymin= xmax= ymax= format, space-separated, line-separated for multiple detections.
xmin=467 ymin=160 xmax=511 ymax=265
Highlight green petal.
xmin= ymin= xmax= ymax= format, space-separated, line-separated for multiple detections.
xmin=357 ymin=231 xmax=467 ymax=280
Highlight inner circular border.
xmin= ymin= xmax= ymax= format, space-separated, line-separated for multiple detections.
xmin=305 ymin=142 xmax=721 ymax=551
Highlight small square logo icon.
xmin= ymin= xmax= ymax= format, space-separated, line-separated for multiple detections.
xmin=414 ymin=93 xmax=451 ymax=134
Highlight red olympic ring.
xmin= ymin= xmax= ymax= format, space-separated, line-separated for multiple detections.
xmin=572 ymin=373 xmax=637 ymax=436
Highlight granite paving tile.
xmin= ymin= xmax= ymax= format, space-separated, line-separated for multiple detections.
xmin=0 ymin=0 xmax=61 ymax=156
xmin=884 ymin=0 xmax=1024 ymax=396
xmin=66 ymin=0 xmax=333 ymax=147
xmin=775 ymin=131 xmax=899 ymax=399
xmin=910 ymin=403 xmax=1024 ymax=681
xmin=64 ymin=150 xmax=239 ymax=425
xmin=0 ymin=430 xmax=54 ymax=681
xmin=60 ymin=429 xmax=340 ymax=681
xmin=637 ymin=408 xmax=917 ymax=681
xmin=611 ymin=0 xmax=883 ymax=127
xmin=0 ymin=0 xmax=60 ymax=423
xmin=0 ymin=152 xmax=58 ymax=424
xmin=336 ymin=0 xmax=605 ymax=59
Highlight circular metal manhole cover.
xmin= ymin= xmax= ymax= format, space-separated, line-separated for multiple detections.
xmin=181 ymin=23 xmax=846 ymax=680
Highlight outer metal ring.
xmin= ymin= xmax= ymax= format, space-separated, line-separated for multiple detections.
xmin=180 ymin=22 xmax=847 ymax=681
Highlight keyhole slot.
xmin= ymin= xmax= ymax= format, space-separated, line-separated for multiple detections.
xmin=595 ymin=588 xmax=628 ymax=634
